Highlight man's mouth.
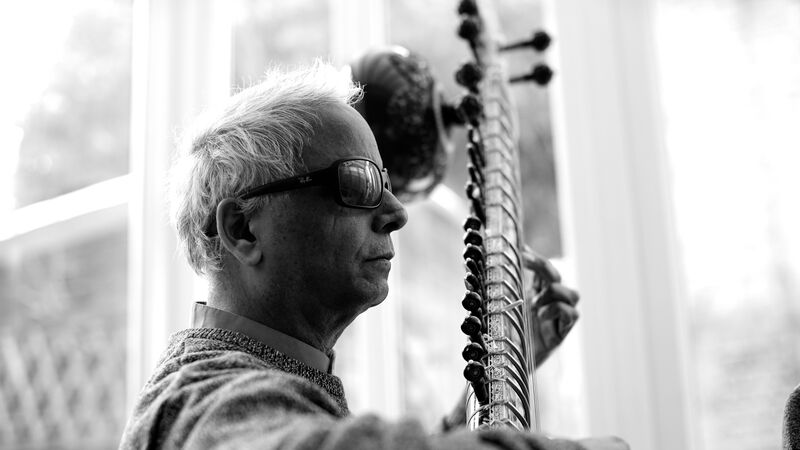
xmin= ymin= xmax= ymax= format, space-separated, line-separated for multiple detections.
xmin=368 ymin=249 xmax=394 ymax=260
xmin=367 ymin=252 xmax=394 ymax=263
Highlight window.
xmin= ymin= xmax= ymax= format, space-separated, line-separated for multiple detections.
xmin=0 ymin=0 xmax=132 ymax=447
xmin=232 ymin=0 xmax=332 ymax=88
xmin=656 ymin=1 xmax=800 ymax=448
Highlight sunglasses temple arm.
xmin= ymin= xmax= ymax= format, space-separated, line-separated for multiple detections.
xmin=239 ymin=168 xmax=333 ymax=200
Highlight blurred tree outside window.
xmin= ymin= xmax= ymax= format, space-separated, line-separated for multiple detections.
xmin=232 ymin=0 xmax=332 ymax=89
xmin=0 ymin=0 xmax=132 ymax=448
xmin=10 ymin=2 xmax=131 ymax=208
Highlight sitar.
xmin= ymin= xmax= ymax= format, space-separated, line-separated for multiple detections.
xmin=350 ymin=0 xmax=553 ymax=432
xmin=454 ymin=0 xmax=553 ymax=431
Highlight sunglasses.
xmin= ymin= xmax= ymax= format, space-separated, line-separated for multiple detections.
xmin=238 ymin=157 xmax=392 ymax=208
xmin=205 ymin=158 xmax=391 ymax=237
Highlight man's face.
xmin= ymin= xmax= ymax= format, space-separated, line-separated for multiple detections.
xmin=252 ymin=103 xmax=408 ymax=319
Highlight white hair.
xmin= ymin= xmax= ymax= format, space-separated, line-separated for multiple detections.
xmin=170 ymin=62 xmax=363 ymax=275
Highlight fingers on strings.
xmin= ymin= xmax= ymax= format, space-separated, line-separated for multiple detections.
xmin=522 ymin=247 xmax=562 ymax=284
xmin=537 ymin=302 xmax=579 ymax=342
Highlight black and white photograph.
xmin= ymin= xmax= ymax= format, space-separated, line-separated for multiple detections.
xmin=0 ymin=1 xmax=798 ymax=449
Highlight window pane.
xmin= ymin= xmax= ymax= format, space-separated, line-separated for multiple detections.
xmin=0 ymin=1 xmax=132 ymax=448
xmin=1 ymin=0 xmax=132 ymax=209
xmin=0 ymin=223 xmax=128 ymax=449
xmin=655 ymin=1 xmax=800 ymax=448
xmin=232 ymin=0 xmax=331 ymax=88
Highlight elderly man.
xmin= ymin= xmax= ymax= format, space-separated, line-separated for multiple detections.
xmin=119 ymin=63 xmax=627 ymax=450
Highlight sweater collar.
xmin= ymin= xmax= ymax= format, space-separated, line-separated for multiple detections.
xmin=192 ymin=302 xmax=333 ymax=373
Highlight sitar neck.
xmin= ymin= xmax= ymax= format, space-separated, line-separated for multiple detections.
xmin=455 ymin=0 xmax=551 ymax=431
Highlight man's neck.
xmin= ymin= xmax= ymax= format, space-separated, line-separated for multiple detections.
xmin=207 ymin=282 xmax=353 ymax=354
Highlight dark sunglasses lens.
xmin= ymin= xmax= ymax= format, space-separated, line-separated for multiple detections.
xmin=339 ymin=160 xmax=383 ymax=207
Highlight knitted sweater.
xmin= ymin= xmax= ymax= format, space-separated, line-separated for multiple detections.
xmin=119 ymin=327 xmax=586 ymax=450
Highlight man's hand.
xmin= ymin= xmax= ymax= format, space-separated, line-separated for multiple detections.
xmin=522 ymin=248 xmax=580 ymax=368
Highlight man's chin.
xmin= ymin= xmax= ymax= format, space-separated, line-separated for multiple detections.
xmin=355 ymin=281 xmax=389 ymax=312
xmin=368 ymin=284 xmax=389 ymax=308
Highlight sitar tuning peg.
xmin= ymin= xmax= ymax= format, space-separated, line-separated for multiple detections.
xmin=463 ymin=216 xmax=483 ymax=232
xmin=463 ymin=361 xmax=489 ymax=403
xmin=510 ymin=63 xmax=553 ymax=86
xmin=465 ymin=182 xmax=481 ymax=202
xmin=462 ymin=290 xmax=483 ymax=312
xmin=468 ymin=163 xmax=484 ymax=187
xmin=464 ymin=272 xmax=481 ymax=293
xmin=461 ymin=315 xmax=483 ymax=337
xmin=462 ymin=342 xmax=487 ymax=362
xmin=463 ymin=244 xmax=484 ymax=265
xmin=458 ymin=0 xmax=479 ymax=16
xmin=457 ymin=94 xmax=484 ymax=126
xmin=455 ymin=62 xmax=483 ymax=92
xmin=463 ymin=229 xmax=484 ymax=247
xmin=499 ymin=30 xmax=552 ymax=53
xmin=458 ymin=17 xmax=481 ymax=43
xmin=467 ymin=141 xmax=485 ymax=169
xmin=463 ymin=361 xmax=487 ymax=384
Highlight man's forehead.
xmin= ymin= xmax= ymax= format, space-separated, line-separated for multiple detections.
xmin=302 ymin=103 xmax=382 ymax=170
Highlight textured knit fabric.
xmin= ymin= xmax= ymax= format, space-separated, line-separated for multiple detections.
xmin=191 ymin=302 xmax=332 ymax=373
xmin=785 ymin=383 xmax=800 ymax=449
xmin=119 ymin=327 xmax=587 ymax=450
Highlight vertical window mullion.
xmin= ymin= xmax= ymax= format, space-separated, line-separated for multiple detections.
xmin=126 ymin=0 xmax=232 ymax=412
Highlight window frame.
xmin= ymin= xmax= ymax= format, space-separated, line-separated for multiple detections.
xmin=545 ymin=0 xmax=694 ymax=448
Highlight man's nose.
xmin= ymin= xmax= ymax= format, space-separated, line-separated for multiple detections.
xmin=373 ymin=190 xmax=408 ymax=233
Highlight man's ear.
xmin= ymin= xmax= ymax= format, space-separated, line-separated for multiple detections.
xmin=216 ymin=198 xmax=262 ymax=266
